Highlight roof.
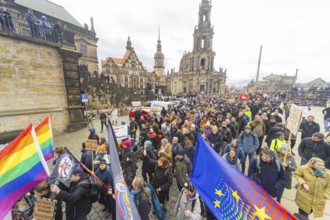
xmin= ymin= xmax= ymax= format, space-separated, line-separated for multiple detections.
xmin=15 ymin=0 xmax=83 ymax=27
xmin=102 ymin=50 xmax=132 ymax=67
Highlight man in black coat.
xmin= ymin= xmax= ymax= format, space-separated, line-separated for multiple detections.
xmin=299 ymin=115 xmax=320 ymax=139
xmin=298 ymin=132 xmax=330 ymax=168
xmin=51 ymin=167 xmax=92 ymax=220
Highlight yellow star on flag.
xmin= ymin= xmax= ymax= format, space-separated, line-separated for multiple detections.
xmin=253 ymin=205 xmax=271 ymax=220
xmin=231 ymin=190 xmax=241 ymax=202
xmin=214 ymin=199 xmax=220 ymax=208
xmin=215 ymin=189 xmax=224 ymax=197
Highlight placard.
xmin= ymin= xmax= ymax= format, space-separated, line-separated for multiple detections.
xmin=33 ymin=197 xmax=55 ymax=220
xmin=113 ymin=125 xmax=128 ymax=141
xmin=286 ymin=104 xmax=303 ymax=135
xmin=85 ymin=139 xmax=98 ymax=151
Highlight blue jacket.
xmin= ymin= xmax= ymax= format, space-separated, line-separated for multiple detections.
xmin=95 ymin=167 xmax=113 ymax=195
xmin=248 ymin=156 xmax=286 ymax=198
xmin=223 ymin=143 xmax=246 ymax=163
xmin=184 ymin=147 xmax=195 ymax=165
xmin=238 ymin=132 xmax=259 ymax=154
xmin=80 ymin=150 xmax=93 ymax=171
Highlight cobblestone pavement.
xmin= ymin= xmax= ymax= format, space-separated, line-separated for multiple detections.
xmin=53 ymin=106 xmax=330 ymax=220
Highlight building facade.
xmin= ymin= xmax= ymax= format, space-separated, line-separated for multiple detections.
xmin=1 ymin=0 xmax=99 ymax=72
xmin=101 ymin=35 xmax=167 ymax=96
xmin=168 ymin=0 xmax=226 ymax=95
xmin=245 ymin=72 xmax=298 ymax=94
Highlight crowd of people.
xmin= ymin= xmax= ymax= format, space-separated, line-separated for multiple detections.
xmin=13 ymin=94 xmax=330 ymax=220
xmin=0 ymin=7 xmax=61 ymax=42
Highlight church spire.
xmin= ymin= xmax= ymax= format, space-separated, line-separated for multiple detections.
xmin=126 ymin=36 xmax=133 ymax=51
xmin=157 ymin=25 xmax=162 ymax=52
xmin=154 ymin=26 xmax=165 ymax=76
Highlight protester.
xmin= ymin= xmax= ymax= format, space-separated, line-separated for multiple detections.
xmin=111 ymin=105 xmax=118 ymax=124
xmin=270 ymin=132 xmax=287 ymax=153
xmin=121 ymin=139 xmax=137 ymax=177
xmin=266 ymin=122 xmax=284 ymax=147
xmin=50 ymin=166 xmax=92 ymax=220
xmin=299 ymin=115 xmax=320 ymax=139
xmin=239 ymin=126 xmax=259 ymax=173
xmin=184 ymin=140 xmax=195 ymax=165
xmin=94 ymin=144 xmax=110 ymax=170
xmin=248 ymin=149 xmax=285 ymax=200
xmin=322 ymin=104 xmax=330 ymax=132
xmin=174 ymin=149 xmax=192 ymax=191
xmin=52 ymin=146 xmax=64 ymax=166
xmin=152 ymin=156 xmax=173 ymax=213
xmin=88 ymin=127 xmax=100 ymax=144
xmin=223 ymin=139 xmax=245 ymax=168
xmin=276 ymin=145 xmax=297 ymax=203
xmin=158 ymin=138 xmax=173 ymax=164
xmin=298 ymin=132 xmax=330 ymax=168
xmin=80 ymin=142 xmax=93 ymax=171
xmin=249 ymin=115 xmax=266 ymax=154
xmin=174 ymin=181 xmax=201 ymax=220
xmin=95 ymin=159 xmax=113 ymax=216
xmin=131 ymin=176 xmax=152 ymax=220
xmin=34 ymin=180 xmax=62 ymax=220
xmin=222 ymin=147 xmax=242 ymax=171
xmin=140 ymin=140 xmax=157 ymax=183
xmin=294 ymin=157 xmax=330 ymax=218
xmin=207 ymin=125 xmax=223 ymax=154
xmin=39 ymin=15 xmax=51 ymax=40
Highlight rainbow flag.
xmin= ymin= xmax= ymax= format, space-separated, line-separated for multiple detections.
xmin=35 ymin=115 xmax=54 ymax=161
xmin=0 ymin=123 xmax=50 ymax=219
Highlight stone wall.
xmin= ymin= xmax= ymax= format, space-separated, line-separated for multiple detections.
xmin=0 ymin=32 xmax=72 ymax=141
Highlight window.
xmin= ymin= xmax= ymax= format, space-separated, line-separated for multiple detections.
xmin=203 ymin=14 xmax=206 ymax=21
xmin=80 ymin=45 xmax=87 ymax=57
xmin=200 ymin=58 xmax=205 ymax=68
xmin=201 ymin=39 xmax=205 ymax=49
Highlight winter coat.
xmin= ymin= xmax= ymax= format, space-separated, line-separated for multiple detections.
xmin=298 ymin=138 xmax=330 ymax=169
xmin=141 ymin=148 xmax=157 ymax=173
xmin=203 ymin=127 xmax=211 ymax=137
xmin=122 ymin=148 xmax=137 ymax=175
xmin=159 ymin=143 xmax=173 ymax=164
xmin=248 ymin=156 xmax=286 ymax=198
xmin=174 ymin=190 xmax=201 ymax=220
xmin=270 ymin=138 xmax=287 ymax=152
xmin=222 ymin=153 xmax=242 ymax=171
xmin=184 ymin=147 xmax=196 ymax=164
xmin=266 ymin=127 xmax=284 ymax=146
xmin=249 ymin=120 xmax=266 ymax=138
xmin=238 ymin=132 xmax=259 ymax=154
xmin=219 ymin=127 xmax=232 ymax=144
xmin=322 ymin=107 xmax=330 ymax=119
xmin=276 ymin=153 xmax=296 ymax=189
xmin=131 ymin=189 xmax=150 ymax=220
xmin=172 ymin=143 xmax=184 ymax=158
xmin=300 ymin=121 xmax=320 ymax=139
xmin=152 ymin=166 xmax=173 ymax=203
xmin=56 ymin=173 xmax=92 ymax=220
xmin=294 ymin=165 xmax=330 ymax=218
xmin=174 ymin=155 xmax=192 ymax=188
xmin=95 ymin=167 xmax=113 ymax=195
xmin=207 ymin=132 xmax=223 ymax=153
xmin=80 ymin=150 xmax=93 ymax=171
xmin=223 ymin=143 xmax=246 ymax=163
xmin=237 ymin=116 xmax=247 ymax=134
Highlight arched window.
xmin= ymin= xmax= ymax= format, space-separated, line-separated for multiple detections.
xmin=203 ymin=14 xmax=206 ymax=21
xmin=200 ymin=58 xmax=205 ymax=69
xmin=201 ymin=39 xmax=205 ymax=48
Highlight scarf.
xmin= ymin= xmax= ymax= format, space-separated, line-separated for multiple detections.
xmin=225 ymin=153 xmax=238 ymax=165
xmin=312 ymin=167 xmax=324 ymax=177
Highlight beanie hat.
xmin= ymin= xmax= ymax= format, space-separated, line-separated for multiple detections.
xmin=307 ymin=115 xmax=314 ymax=119
xmin=89 ymin=127 xmax=95 ymax=133
xmin=99 ymin=159 xmax=107 ymax=165
xmin=183 ymin=181 xmax=195 ymax=193
xmin=145 ymin=140 xmax=152 ymax=147
xmin=245 ymin=125 xmax=251 ymax=130
xmin=98 ymin=144 xmax=106 ymax=152
xmin=177 ymin=149 xmax=185 ymax=156
xmin=122 ymin=139 xmax=131 ymax=148
xmin=72 ymin=166 xmax=83 ymax=175
xmin=279 ymin=143 xmax=289 ymax=151
xmin=276 ymin=132 xmax=284 ymax=138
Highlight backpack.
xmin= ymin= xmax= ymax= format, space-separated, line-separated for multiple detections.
xmin=240 ymin=133 xmax=256 ymax=145
xmin=77 ymin=175 xmax=102 ymax=203
xmin=256 ymin=156 xmax=281 ymax=173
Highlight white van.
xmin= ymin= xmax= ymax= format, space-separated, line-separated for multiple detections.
xmin=143 ymin=101 xmax=173 ymax=112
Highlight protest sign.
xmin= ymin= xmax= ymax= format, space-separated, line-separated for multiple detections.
xmin=33 ymin=197 xmax=55 ymax=220
xmin=113 ymin=125 xmax=128 ymax=141
xmin=85 ymin=139 xmax=98 ymax=151
xmin=286 ymin=104 xmax=303 ymax=136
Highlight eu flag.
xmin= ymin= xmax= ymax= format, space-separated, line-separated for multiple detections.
xmin=190 ymin=133 xmax=297 ymax=220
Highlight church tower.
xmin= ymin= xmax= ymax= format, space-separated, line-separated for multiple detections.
xmin=154 ymin=27 xmax=165 ymax=76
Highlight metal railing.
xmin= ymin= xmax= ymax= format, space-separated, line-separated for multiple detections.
xmin=0 ymin=12 xmax=62 ymax=45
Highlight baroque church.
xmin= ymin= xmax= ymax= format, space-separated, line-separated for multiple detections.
xmin=101 ymin=33 xmax=167 ymax=95
xmin=168 ymin=0 xmax=227 ymax=95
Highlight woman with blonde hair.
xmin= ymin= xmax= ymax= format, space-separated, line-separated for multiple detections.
xmin=294 ymin=157 xmax=330 ymax=218
xmin=131 ymin=176 xmax=151 ymax=220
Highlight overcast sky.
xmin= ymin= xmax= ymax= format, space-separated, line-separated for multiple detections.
xmin=51 ymin=0 xmax=330 ymax=86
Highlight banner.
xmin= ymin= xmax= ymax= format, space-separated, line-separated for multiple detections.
xmin=107 ymin=120 xmax=141 ymax=220
xmin=48 ymin=147 xmax=80 ymax=187
xmin=286 ymin=104 xmax=303 ymax=136
xmin=113 ymin=125 xmax=129 ymax=141
xmin=191 ymin=134 xmax=296 ymax=220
